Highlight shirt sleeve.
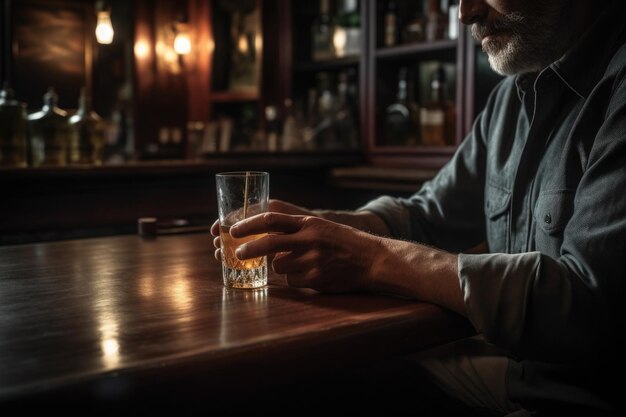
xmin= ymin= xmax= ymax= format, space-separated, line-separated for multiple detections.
xmin=459 ymin=76 xmax=626 ymax=360
xmin=358 ymin=110 xmax=490 ymax=253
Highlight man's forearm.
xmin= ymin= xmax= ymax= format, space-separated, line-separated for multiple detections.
xmin=367 ymin=237 xmax=467 ymax=316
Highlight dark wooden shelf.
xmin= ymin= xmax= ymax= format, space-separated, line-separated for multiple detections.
xmin=375 ymin=40 xmax=457 ymax=60
xmin=0 ymin=151 xmax=364 ymax=181
xmin=293 ymin=56 xmax=360 ymax=72
xmin=211 ymin=90 xmax=259 ymax=103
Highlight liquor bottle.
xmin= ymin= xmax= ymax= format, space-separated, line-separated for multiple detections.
xmin=448 ymin=0 xmax=459 ymax=40
xmin=384 ymin=1 xmax=398 ymax=47
xmin=420 ymin=65 xmax=455 ymax=146
xmin=315 ymin=72 xmax=337 ymax=149
xmin=281 ymin=98 xmax=305 ymax=151
xmin=264 ymin=105 xmax=280 ymax=152
xmin=334 ymin=0 xmax=361 ymax=57
xmin=312 ymin=0 xmax=334 ymax=61
xmin=0 ymin=83 xmax=28 ymax=167
xmin=68 ymin=88 xmax=105 ymax=165
xmin=425 ymin=0 xmax=446 ymax=42
xmin=403 ymin=0 xmax=427 ymax=44
xmin=333 ymin=71 xmax=358 ymax=149
xmin=27 ymin=88 xmax=69 ymax=167
xmin=385 ymin=67 xmax=421 ymax=146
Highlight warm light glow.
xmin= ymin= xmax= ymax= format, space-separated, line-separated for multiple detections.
xmin=237 ymin=34 xmax=249 ymax=54
xmin=134 ymin=40 xmax=150 ymax=59
xmin=164 ymin=48 xmax=178 ymax=64
xmin=95 ymin=11 xmax=114 ymax=44
xmin=98 ymin=316 xmax=120 ymax=368
xmin=168 ymin=276 xmax=192 ymax=311
xmin=174 ymin=32 xmax=192 ymax=55
xmin=103 ymin=338 xmax=119 ymax=357
xmin=333 ymin=27 xmax=347 ymax=57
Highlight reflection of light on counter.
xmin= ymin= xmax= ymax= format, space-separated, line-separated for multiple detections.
xmin=139 ymin=274 xmax=155 ymax=298
xmin=166 ymin=266 xmax=194 ymax=312
xmin=172 ymin=278 xmax=191 ymax=308
xmin=99 ymin=316 xmax=120 ymax=368
xmin=102 ymin=338 xmax=119 ymax=358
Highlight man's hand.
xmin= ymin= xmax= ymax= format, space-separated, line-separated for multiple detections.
xmin=217 ymin=212 xmax=382 ymax=293
xmin=211 ymin=199 xmax=321 ymax=262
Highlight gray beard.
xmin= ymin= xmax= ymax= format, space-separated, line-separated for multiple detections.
xmin=471 ymin=4 xmax=572 ymax=75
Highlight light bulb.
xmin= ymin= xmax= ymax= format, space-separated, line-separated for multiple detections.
xmin=333 ymin=27 xmax=347 ymax=57
xmin=96 ymin=11 xmax=114 ymax=44
xmin=174 ymin=32 xmax=192 ymax=55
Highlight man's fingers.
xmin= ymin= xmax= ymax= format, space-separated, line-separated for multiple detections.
xmin=211 ymin=219 xmax=220 ymax=236
xmin=214 ymin=248 xmax=222 ymax=262
xmin=213 ymin=235 xmax=221 ymax=249
xmin=231 ymin=212 xmax=309 ymax=237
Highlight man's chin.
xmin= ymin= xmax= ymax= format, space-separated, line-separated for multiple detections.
xmin=482 ymin=38 xmax=533 ymax=76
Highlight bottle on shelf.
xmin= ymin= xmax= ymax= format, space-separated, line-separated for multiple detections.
xmin=403 ymin=0 xmax=427 ymax=44
xmin=420 ymin=65 xmax=455 ymax=146
xmin=312 ymin=0 xmax=335 ymax=61
xmin=27 ymin=87 xmax=69 ymax=167
xmin=384 ymin=1 xmax=398 ymax=47
xmin=425 ymin=0 xmax=447 ymax=42
xmin=0 ymin=83 xmax=28 ymax=167
xmin=448 ymin=0 xmax=459 ymax=40
xmin=334 ymin=71 xmax=358 ymax=149
xmin=281 ymin=98 xmax=305 ymax=151
xmin=68 ymin=88 xmax=105 ymax=165
xmin=315 ymin=71 xmax=337 ymax=149
xmin=334 ymin=0 xmax=361 ymax=58
xmin=385 ymin=67 xmax=421 ymax=147
xmin=264 ymin=105 xmax=280 ymax=152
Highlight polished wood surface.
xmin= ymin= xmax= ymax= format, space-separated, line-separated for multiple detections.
xmin=0 ymin=233 xmax=473 ymax=403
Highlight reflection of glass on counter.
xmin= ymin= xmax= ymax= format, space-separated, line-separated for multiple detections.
xmin=219 ymin=287 xmax=268 ymax=345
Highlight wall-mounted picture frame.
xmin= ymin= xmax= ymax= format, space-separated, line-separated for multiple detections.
xmin=7 ymin=0 xmax=94 ymax=111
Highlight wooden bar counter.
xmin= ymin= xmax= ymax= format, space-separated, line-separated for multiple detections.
xmin=0 ymin=233 xmax=473 ymax=409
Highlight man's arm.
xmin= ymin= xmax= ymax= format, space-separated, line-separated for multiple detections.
xmin=230 ymin=212 xmax=466 ymax=316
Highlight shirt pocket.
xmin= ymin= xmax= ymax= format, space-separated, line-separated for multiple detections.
xmin=485 ymin=183 xmax=512 ymax=253
xmin=533 ymin=190 xmax=575 ymax=257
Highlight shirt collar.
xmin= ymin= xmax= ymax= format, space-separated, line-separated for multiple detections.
xmin=549 ymin=0 xmax=626 ymax=99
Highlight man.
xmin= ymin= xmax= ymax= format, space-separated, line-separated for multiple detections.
xmin=212 ymin=0 xmax=626 ymax=415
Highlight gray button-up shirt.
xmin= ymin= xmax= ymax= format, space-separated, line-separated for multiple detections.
xmin=361 ymin=1 xmax=626 ymax=412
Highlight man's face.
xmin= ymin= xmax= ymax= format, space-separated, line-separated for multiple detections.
xmin=460 ymin=0 xmax=569 ymax=75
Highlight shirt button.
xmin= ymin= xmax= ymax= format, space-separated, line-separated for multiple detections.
xmin=544 ymin=214 xmax=552 ymax=224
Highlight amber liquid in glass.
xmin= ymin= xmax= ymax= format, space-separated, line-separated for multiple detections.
xmin=220 ymin=225 xmax=267 ymax=288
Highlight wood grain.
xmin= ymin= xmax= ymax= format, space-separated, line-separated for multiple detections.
xmin=0 ymin=234 xmax=473 ymax=404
